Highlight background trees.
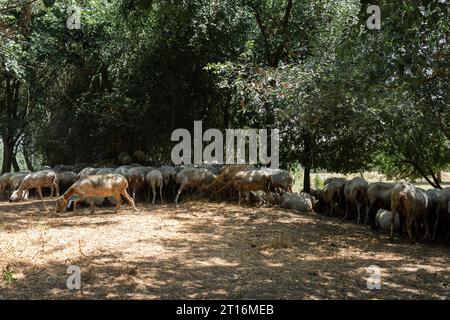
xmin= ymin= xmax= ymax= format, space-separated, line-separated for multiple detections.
xmin=0 ymin=0 xmax=448 ymax=188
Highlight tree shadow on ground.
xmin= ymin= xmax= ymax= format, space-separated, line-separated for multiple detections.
xmin=0 ymin=201 xmax=449 ymax=299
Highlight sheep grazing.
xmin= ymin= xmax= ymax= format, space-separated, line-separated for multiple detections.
xmin=0 ymin=172 xmax=14 ymax=199
xmin=10 ymin=170 xmax=59 ymax=212
xmin=158 ymin=166 xmax=177 ymax=187
xmin=78 ymin=167 xmax=95 ymax=179
xmin=55 ymin=174 xmax=137 ymax=214
xmin=114 ymin=166 xmax=131 ymax=177
xmin=146 ymin=170 xmax=163 ymax=204
xmin=174 ymin=167 xmax=217 ymax=205
xmin=9 ymin=172 xmax=30 ymax=200
xmin=232 ymin=170 xmax=272 ymax=205
xmin=210 ymin=164 xmax=256 ymax=200
xmin=126 ymin=168 xmax=145 ymax=201
xmin=259 ymin=167 xmax=294 ymax=193
xmin=56 ymin=171 xmax=78 ymax=195
xmin=96 ymin=168 xmax=115 ymax=175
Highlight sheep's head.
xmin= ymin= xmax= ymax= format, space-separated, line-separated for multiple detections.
xmin=9 ymin=190 xmax=23 ymax=202
xmin=55 ymin=197 xmax=67 ymax=213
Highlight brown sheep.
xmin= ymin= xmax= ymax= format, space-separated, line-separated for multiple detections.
xmin=55 ymin=174 xmax=137 ymax=214
xmin=390 ymin=182 xmax=430 ymax=241
xmin=232 ymin=170 xmax=272 ymax=205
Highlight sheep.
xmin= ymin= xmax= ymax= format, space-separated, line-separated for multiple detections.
xmin=55 ymin=174 xmax=137 ymax=214
xmin=157 ymin=165 xmax=177 ymax=200
xmin=114 ymin=166 xmax=132 ymax=177
xmin=158 ymin=166 xmax=177 ymax=187
xmin=146 ymin=170 xmax=163 ymax=204
xmin=38 ymin=166 xmax=53 ymax=171
xmin=390 ymin=182 xmax=430 ymax=241
xmin=96 ymin=168 xmax=115 ymax=175
xmin=375 ymin=209 xmax=401 ymax=233
xmin=246 ymin=190 xmax=281 ymax=206
xmin=10 ymin=170 xmax=59 ymax=212
xmin=259 ymin=167 xmax=294 ymax=193
xmin=0 ymin=172 xmax=14 ymax=199
xmin=366 ymin=182 xmax=395 ymax=229
xmin=280 ymin=192 xmax=317 ymax=213
xmin=78 ymin=167 xmax=95 ymax=179
xmin=126 ymin=168 xmax=145 ymax=201
xmin=434 ymin=188 xmax=450 ymax=241
xmin=174 ymin=167 xmax=216 ymax=205
xmin=322 ymin=179 xmax=347 ymax=216
xmin=9 ymin=172 xmax=29 ymax=200
xmin=56 ymin=171 xmax=78 ymax=195
xmin=343 ymin=177 xmax=368 ymax=224
xmin=232 ymin=170 xmax=272 ymax=205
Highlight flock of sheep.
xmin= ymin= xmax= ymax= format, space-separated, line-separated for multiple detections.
xmin=0 ymin=163 xmax=449 ymax=244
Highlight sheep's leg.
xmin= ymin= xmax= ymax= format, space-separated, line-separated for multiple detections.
xmin=147 ymin=185 xmax=151 ymax=202
xmin=37 ymin=187 xmax=49 ymax=212
xmin=364 ymin=205 xmax=370 ymax=225
xmin=344 ymin=199 xmax=350 ymax=220
xmin=73 ymin=198 xmax=81 ymax=212
xmin=432 ymin=206 xmax=440 ymax=241
xmin=54 ymin=181 xmax=60 ymax=197
xmin=121 ymin=188 xmax=137 ymax=211
xmin=87 ymin=198 xmax=96 ymax=214
xmin=175 ymin=184 xmax=184 ymax=205
xmin=423 ymin=212 xmax=431 ymax=241
xmin=113 ymin=192 xmax=121 ymax=213
xmin=132 ymin=186 xmax=137 ymax=202
xmin=152 ymin=184 xmax=156 ymax=204
xmin=159 ymin=183 xmax=163 ymax=203
xmin=390 ymin=209 xmax=397 ymax=240
xmin=238 ymin=188 xmax=242 ymax=205
xmin=406 ymin=216 xmax=414 ymax=241
xmin=356 ymin=203 xmax=362 ymax=225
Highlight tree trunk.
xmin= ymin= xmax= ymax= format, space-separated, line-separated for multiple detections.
xmin=12 ymin=154 xmax=20 ymax=172
xmin=303 ymin=163 xmax=311 ymax=194
xmin=437 ymin=171 xmax=442 ymax=184
xmin=1 ymin=138 xmax=13 ymax=174
xmin=302 ymin=129 xmax=313 ymax=194
xmin=23 ymin=148 xmax=35 ymax=172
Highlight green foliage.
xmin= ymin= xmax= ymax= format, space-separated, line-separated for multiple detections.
xmin=2 ymin=267 xmax=16 ymax=284
xmin=0 ymin=0 xmax=448 ymax=187
xmin=313 ymin=174 xmax=323 ymax=190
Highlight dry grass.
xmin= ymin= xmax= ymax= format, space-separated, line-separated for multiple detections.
xmin=0 ymin=198 xmax=449 ymax=300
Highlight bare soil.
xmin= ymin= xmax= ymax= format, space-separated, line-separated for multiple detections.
xmin=0 ymin=199 xmax=449 ymax=299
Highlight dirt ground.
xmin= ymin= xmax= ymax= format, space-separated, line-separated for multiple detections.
xmin=0 ymin=199 xmax=449 ymax=300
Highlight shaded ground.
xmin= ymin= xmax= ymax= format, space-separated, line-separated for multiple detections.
xmin=0 ymin=199 xmax=449 ymax=299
